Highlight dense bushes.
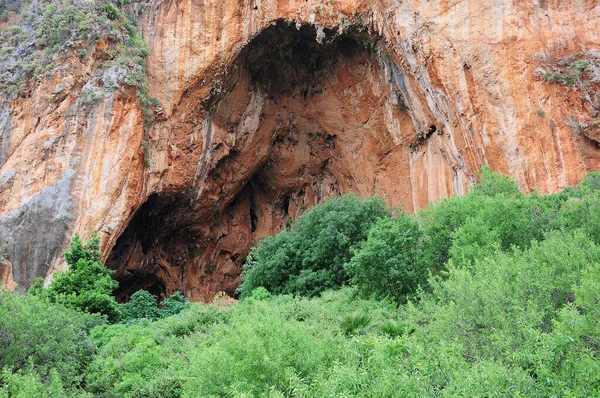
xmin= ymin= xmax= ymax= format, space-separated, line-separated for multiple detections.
xmin=346 ymin=214 xmax=430 ymax=303
xmin=238 ymin=194 xmax=391 ymax=297
xmin=241 ymin=166 xmax=555 ymax=303
xmin=0 ymin=292 xmax=102 ymax=392
xmin=31 ymin=233 xmax=121 ymax=322
xmin=3 ymin=167 xmax=600 ymax=396
xmin=121 ymin=290 xmax=189 ymax=322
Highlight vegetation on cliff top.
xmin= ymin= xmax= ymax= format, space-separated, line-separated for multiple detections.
xmin=536 ymin=51 xmax=600 ymax=130
xmin=0 ymin=0 xmax=157 ymax=126
xmin=2 ymin=167 xmax=600 ymax=396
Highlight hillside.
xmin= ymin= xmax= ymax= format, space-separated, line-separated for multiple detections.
xmin=2 ymin=170 xmax=600 ymax=396
xmin=1 ymin=0 xmax=599 ymax=299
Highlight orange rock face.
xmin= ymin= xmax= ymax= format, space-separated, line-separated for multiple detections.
xmin=1 ymin=0 xmax=600 ymax=300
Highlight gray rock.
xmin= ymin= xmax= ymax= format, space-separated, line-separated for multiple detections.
xmin=102 ymin=65 xmax=128 ymax=91
xmin=0 ymin=167 xmax=76 ymax=288
xmin=0 ymin=103 xmax=11 ymax=169
xmin=0 ymin=169 xmax=15 ymax=185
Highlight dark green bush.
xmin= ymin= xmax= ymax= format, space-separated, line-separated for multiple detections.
xmin=239 ymin=194 xmax=391 ymax=297
xmin=159 ymin=292 xmax=189 ymax=318
xmin=121 ymin=290 xmax=190 ymax=322
xmin=346 ymin=214 xmax=430 ymax=304
xmin=120 ymin=290 xmax=159 ymax=321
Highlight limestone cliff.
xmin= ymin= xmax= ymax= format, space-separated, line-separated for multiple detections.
xmin=1 ymin=0 xmax=599 ymax=301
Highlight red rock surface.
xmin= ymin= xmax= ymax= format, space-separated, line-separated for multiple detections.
xmin=1 ymin=0 xmax=599 ymax=300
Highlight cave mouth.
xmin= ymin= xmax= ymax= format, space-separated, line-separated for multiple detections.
xmin=239 ymin=20 xmax=379 ymax=95
xmin=107 ymin=20 xmax=405 ymax=303
xmin=203 ymin=20 xmax=383 ymax=109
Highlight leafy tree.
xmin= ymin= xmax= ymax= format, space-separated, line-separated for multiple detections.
xmin=552 ymin=191 xmax=600 ymax=245
xmin=471 ymin=165 xmax=522 ymax=198
xmin=239 ymin=194 xmax=391 ymax=297
xmin=121 ymin=290 xmax=190 ymax=322
xmin=120 ymin=290 xmax=159 ymax=321
xmin=419 ymin=168 xmax=553 ymax=270
xmin=418 ymin=194 xmax=471 ymax=270
xmin=447 ymin=195 xmax=553 ymax=266
xmin=159 ymin=292 xmax=189 ymax=318
xmin=346 ymin=214 xmax=430 ymax=304
xmin=46 ymin=232 xmax=120 ymax=322
xmin=574 ymin=170 xmax=600 ymax=197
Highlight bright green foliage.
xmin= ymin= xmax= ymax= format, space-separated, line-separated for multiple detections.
xmin=414 ymin=231 xmax=600 ymax=363
xmin=85 ymin=323 xmax=178 ymax=397
xmin=419 ymin=168 xmax=555 ymax=270
xmin=245 ymin=286 xmax=272 ymax=302
xmin=85 ymin=302 xmax=231 ymax=396
xmin=447 ymin=195 xmax=553 ymax=266
xmin=46 ymin=233 xmax=120 ymax=322
xmin=471 ymin=165 xmax=523 ymax=198
xmin=239 ymin=194 xmax=391 ymax=297
xmin=120 ymin=290 xmax=190 ymax=322
xmin=346 ymin=214 xmax=430 ymax=303
xmin=120 ymin=290 xmax=159 ymax=321
xmin=159 ymin=292 xmax=190 ymax=318
xmin=4 ymin=170 xmax=600 ymax=396
xmin=0 ymin=366 xmax=92 ymax=398
xmin=552 ymin=191 xmax=600 ymax=245
xmin=339 ymin=311 xmax=372 ymax=335
xmin=378 ymin=319 xmax=409 ymax=337
xmin=0 ymin=291 xmax=102 ymax=391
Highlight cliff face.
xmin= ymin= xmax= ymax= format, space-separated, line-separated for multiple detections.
xmin=1 ymin=0 xmax=599 ymax=300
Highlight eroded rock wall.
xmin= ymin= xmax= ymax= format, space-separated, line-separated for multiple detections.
xmin=1 ymin=0 xmax=599 ymax=300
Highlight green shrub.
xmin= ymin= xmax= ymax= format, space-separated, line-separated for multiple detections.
xmin=346 ymin=214 xmax=430 ymax=303
xmin=84 ymin=323 xmax=171 ymax=397
xmin=120 ymin=290 xmax=159 ymax=321
xmin=419 ymin=167 xmax=554 ymax=271
xmin=412 ymin=230 xmax=600 ymax=365
xmin=378 ymin=319 xmax=408 ymax=337
xmin=471 ymin=165 xmax=522 ymax=198
xmin=552 ymin=191 xmax=600 ymax=244
xmin=45 ymin=233 xmax=120 ymax=322
xmin=239 ymin=194 xmax=391 ymax=297
xmin=0 ymin=367 xmax=72 ymax=398
xmin=100 ymin=4 xmax=119 ymax=20
xmin=577 ymin=171 xmax=600 ymax=196
xmin=340 ymin=311 xmax=372 ymax=336
xmin=0 ymin=291 xmax=102 ymax=390
xmin=158 ymin=292 xmax=189 ymax=318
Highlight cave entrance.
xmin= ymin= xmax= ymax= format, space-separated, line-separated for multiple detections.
xmin=106 ymin=20 xmax=414 ymax=302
